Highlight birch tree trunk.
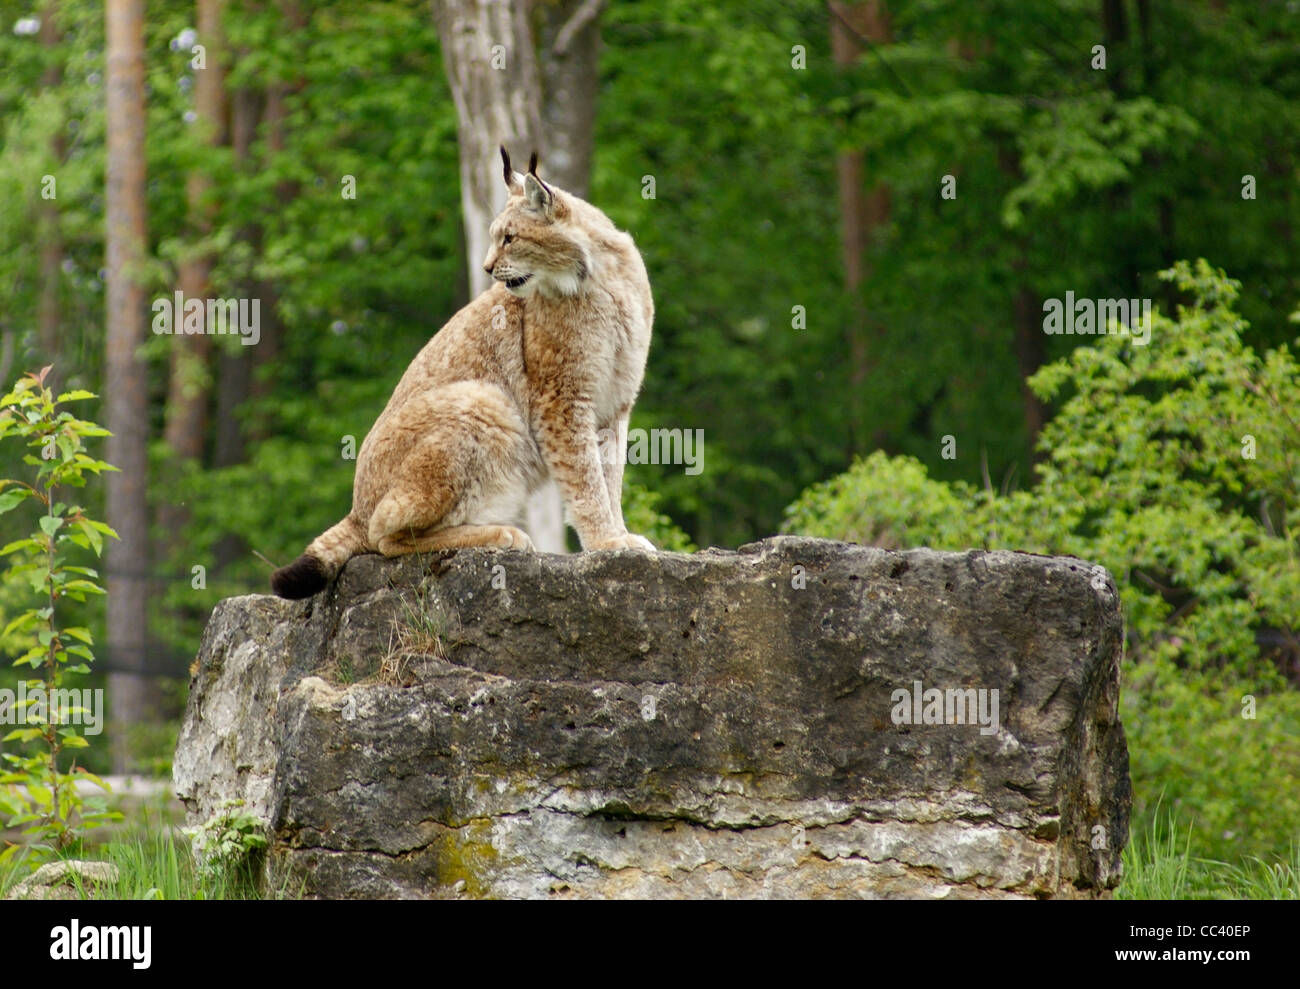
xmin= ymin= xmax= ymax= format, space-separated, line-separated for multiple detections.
xmin=433 ymin=0 xmax=542 ymax=300
xmin=434 ymin=0 xmax=605 ymax=553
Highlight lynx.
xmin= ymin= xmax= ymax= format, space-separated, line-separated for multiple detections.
xmin=271 ymin=148 xmax=655 ymax=599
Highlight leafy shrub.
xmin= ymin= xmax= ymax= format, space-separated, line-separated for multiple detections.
xmin=184 ymin=799 xmax=268 ymax=881
xmin=0 ymin=368 xmax=121 ymax=868
xmin=785 ymin=261 xmax=1300 ymax=864
xmin=624 ymin=482 xmax=696 ymax=552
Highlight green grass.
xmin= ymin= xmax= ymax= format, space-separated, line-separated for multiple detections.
xmin=3 ymin=804 xmax=1295 ymax=900
xmin=1117 ymin=805 xmax=1299 ymax=900
xmin=0 ymin=810 xmax=263 ymax=900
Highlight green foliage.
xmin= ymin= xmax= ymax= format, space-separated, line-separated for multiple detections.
xmin=0 ymin=807 xmax=265 ymax=900
xmin=784 ymin=450 xmax=976 ymax=550
xmin=107 ymin=820 xmax=262 ymax=900
xmin=0 ymin=367 xmax=122 ymax=868
xmin=597 ymin=0 xmax=843 ymax=547
xmin=2 ymin=0 xmax=1299 ymax=871
xmin=1116 ymin=802 xmax=1197 ymax=900
xmin=183 ymin=798 xmax=268 ymax=883
xmin=786 ymin=262 xmax=1300 ymax=864
xmin=624 ymin=482 xmax=695 ymax=553
xmin=1117 ymin=803 xmax=1300 ymax=900
xmin=6 ymin=0 xmax=1300 ymax=668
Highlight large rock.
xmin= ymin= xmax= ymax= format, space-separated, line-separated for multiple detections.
xmin=174 ymin=537 xmax=1129 ymax=899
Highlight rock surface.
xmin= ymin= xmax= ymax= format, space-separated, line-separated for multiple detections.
xmin=174 ymin=537 xmax=1130 ymax=899
xmin=4 ymin=860 xmax=120 ymax=900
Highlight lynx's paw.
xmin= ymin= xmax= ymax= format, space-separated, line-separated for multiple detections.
xmin=591 ymin=532 xmax=656 ymax=552
xmin=495 ymin=526 xmax=536 ymax=550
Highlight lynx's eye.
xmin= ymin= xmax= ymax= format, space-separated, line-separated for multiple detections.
xmin=502 ymin=233 xmax=514 ymax=245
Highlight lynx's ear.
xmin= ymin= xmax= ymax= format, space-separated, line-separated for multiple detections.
xmin=500 ymin=145 xmax=524 ymax=196
xmin=523 ymin=171 xmax=553 ymax=218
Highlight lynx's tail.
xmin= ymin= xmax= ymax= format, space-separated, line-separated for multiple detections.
xmin=271 ymin=515 xmax=367 ymax=599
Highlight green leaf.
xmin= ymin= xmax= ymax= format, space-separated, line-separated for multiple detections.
xmin=2 ymin=612 xmax=39 ymax=637
xmin=63 ymin=626 xmax=94 ymax=644
xmin=60 ymin=579 xmax=105 ymax=596
xmin=75 ymin=520 xmax=102 ymax=556
xmin=0 ymin=488 xmax=29 ymax=514
xmin=76 ymin=768 xmax=112 ymax=791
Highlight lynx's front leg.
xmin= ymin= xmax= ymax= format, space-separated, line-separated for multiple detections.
xmin=599 ymin=412 xmax=654 ymax=551
xmin=599 ymin=414 xmax=630 ymax=533
xmin=536 ymin=400 xmax=645 ymax=551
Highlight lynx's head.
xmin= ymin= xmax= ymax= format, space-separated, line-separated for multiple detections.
xmin=483 ymin=147 xmax=594 ymax=299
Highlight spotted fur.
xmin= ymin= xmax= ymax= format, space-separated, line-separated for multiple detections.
xmin=271 ymin=149 xmax=654 ymax=599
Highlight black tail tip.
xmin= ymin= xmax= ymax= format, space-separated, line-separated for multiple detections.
xmin=271 ymin=555 xmax=329 ymax=599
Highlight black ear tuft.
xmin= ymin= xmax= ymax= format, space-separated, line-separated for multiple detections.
xmin=500 ymin=145 xmax=513 ymax=186
xmin=271 ymin=554 xmax=329 ymax=599
xmin=528 ymin=150 xmax=539 ymax=175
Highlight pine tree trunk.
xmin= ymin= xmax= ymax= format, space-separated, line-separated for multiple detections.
xmin=163 ymin=0 xmax=229 ymax=470
xmin=104 ymin=0 xmax=154 ymax=772
xmin=38 ymin=1 xmax=65 ymax=386
xmin=830 ymin=1 xmax=891 ymax=454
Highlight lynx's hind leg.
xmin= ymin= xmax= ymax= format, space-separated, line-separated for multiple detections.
xmin=377 ymin=524 xmax=534 ymax=556
xmin=365 ymin=382 xmax=539 ymax=558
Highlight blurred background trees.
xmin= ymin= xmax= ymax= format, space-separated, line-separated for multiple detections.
xmin=0 ymin=0 xmax=1296 ymax=870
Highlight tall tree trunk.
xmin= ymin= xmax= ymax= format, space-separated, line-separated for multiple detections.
xmin=247 ymin=0 xmax=304 ymax=418
xmin=536 ymin=0 xmax=602 ymax=196
xmin=214 ymin=82 xmax=261 ymax=468
xmin=530 ymin=0 xmax=604 ymax=550
xmin=212 ymin=82 xmax=263 ymax=571
xmin=1100 ymin=0 xmax=1140 ymax=300
xmin=162 ymin=0 xmax=229 ymax=550
xmin=433 ymin=0 xmax=543 ymax=300
xmin=997 ymin=143 xmax=1048 ymax=461
xmin=1012 ymin=280 xmax=1046 ymax=456
xmin=434 ymin=0 xmax=604 ymax=553
xmin=104 ymin=0 xmax=154 ymax=772
xmin=829 ymin=1 xmax=890 ymax=454
xmin=38 ymin=1 xmax=65 ymax=385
